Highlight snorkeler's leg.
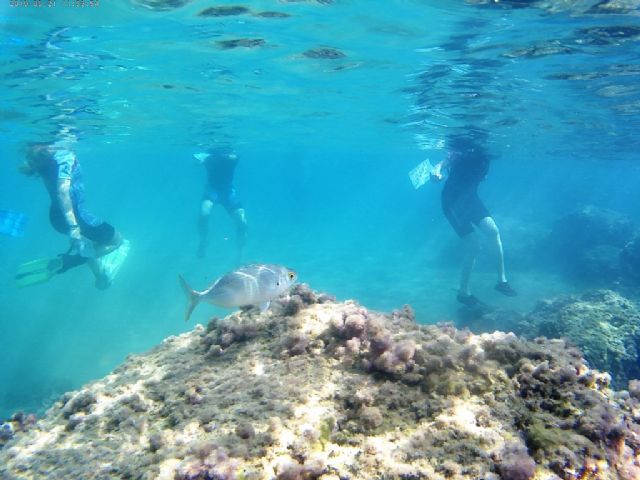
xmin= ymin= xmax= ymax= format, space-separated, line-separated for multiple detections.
xmin=232 ymin=208 xmax=247 ymax=264
xmin=197 ymin=200 xmax=213 ymax=258
xmin=459 ymin=233 xmax=479 ymax=297
xmin=477 ymin=217 xmax=506 ymax=283
xmin=86 ymin=258 xmax=109 ymax=289
xmin=477 ymin=217 xmax=516 ymax=296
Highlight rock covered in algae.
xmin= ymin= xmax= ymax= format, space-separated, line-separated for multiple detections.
xmin=518 ymin=289 xmax=640 ymax=389
xmin=0 ymin=284 xmax=639 ymax=480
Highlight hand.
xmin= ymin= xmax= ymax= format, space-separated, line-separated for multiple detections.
xmin=430 ymin=171 xmax=443 ymax=182
xmin=68 ymin=226 xmax=94 ymax=258
xmin=69 ymin=225 xmax=82 ymax=241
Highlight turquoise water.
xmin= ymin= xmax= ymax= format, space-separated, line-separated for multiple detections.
xmin=1 ymin=0 xmax=639 ymax=417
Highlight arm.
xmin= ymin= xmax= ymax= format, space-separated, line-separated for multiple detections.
xmin=431 ymin=156 xmax=451 ymax=182
xmin=57 ymin=178 xmax=82 ymax=240
xmin=53 ymin=149 xmax=82 ymax=241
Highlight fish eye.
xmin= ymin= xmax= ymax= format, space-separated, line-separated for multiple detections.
xmin=288 ymin=272 xmax=295 ymax=280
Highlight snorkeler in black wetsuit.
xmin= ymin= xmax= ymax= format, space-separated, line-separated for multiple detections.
xmin=432 ymin=134 xmax=516 ymax=305
xmin=196 ymin=146 xmax=247 ymax=263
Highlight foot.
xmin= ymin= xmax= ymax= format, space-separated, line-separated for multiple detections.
xmin=94 ymin=271 xmax=111 ymax=290
xmin=457 ymin=292 xmax=481 ymax=307
xmin=495 ymin=281 xmax=517 ymax=297
xmin=47 ymin=257 xmax=64 ymax=274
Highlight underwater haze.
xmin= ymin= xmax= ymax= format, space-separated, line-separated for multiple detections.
xmin=1 ymin=0 xmax=639 ymax=418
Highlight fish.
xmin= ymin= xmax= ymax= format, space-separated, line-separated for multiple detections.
xmin=179 ymin=263 xmax=297 ymax=321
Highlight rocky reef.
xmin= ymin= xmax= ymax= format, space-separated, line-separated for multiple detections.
xmin=517 ymin=289 xmax=640 ymax=390
xmin=1 ymin=285 xmax=639 ymax=479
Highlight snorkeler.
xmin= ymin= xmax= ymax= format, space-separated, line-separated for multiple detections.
xmin=195 ymin=145 xmax=247 ymax=263
xmin=17 ymin=142 xmax=126 ymax=289
xmin=431 ymin=132 xmax=516 ymax=306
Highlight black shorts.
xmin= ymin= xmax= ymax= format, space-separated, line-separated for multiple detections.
xmin=441 ymin=182 xmax=490 ymax=238
xmin=49 ymin=204 xmax=115 ymax=245
xmin=203 ymin=185 xmax=242 ymax=213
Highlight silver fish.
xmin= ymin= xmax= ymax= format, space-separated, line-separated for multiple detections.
xmin=179 ymin=263 xmax=297 ymax=321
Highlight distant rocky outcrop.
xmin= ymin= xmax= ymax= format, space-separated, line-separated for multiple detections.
xmin=544 ymin=205 xmax=637 ymax=284
xmin=621 ymin=236 xmax=640 ymax=282
xmin=1 ymin=285 xmax=639 ymax=480
xmin=518 ymin=289 xmax=640 ymax=389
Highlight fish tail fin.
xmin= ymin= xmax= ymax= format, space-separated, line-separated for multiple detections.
xmin=179 ymin=275 xmax=200 ymax=321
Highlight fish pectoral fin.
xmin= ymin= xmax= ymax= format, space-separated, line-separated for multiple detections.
xmin=258 ymin=301 xmax=270 ymax=313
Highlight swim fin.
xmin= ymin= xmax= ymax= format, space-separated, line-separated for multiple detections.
xmin=15 ymin=257 xmax=63 ymax=287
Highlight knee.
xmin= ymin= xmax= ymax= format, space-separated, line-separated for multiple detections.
xmin=487 ymin=225 xmax=500 ymax=241
xmin=234 ymin=208 xmax=247 ymax=227
xmin=200 ymin=200 xmax=213 ymax=217
xmin=479 ymin=217 xmax=500 ymax=239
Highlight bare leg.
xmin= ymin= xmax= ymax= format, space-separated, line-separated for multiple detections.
xmin=198 ymin=200 xmax=213 ymax=258
xmin=459 ymin=233 xmax=479 ymax=296
xmin=232 ymin=208 xmax=247 ymax=265
xmin=92 ymin=229 xmax=125 ymax=289
xmin=477 ymin=216 xmax=507 ymax=283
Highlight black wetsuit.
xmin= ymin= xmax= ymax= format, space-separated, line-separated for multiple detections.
xmin=203 ymin=154 xmax=242 ymax=212
xmin=441 ymin=144 xmax=491 ymax=238
xmin=205 ymin=155 xmax=236 ymax=194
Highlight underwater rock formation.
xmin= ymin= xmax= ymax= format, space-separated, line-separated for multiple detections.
xmin=544 ymin=205 xmax=636 ymax=284
xmin=1 ymin=285 xmax=639 ymax=479
xmin=621 ymin=236 xmax=640 ymax=281
xmin=518 ymin=289 xmax=640 ymax=389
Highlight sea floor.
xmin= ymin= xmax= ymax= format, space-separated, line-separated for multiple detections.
xmin=307 ymin=264 xmax=579 ymax=328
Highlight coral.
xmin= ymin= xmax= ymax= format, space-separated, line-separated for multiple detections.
xmin=496 ymin=445 xmax=536 ymax=480
xmin=202 ymin=315 xmax=259 ymax=353
xmin=282 ymin=332 xmax=310 ymax=356
xmin=175 ymin=444 xmax=239 ymax=480
xmin=0 ymin=423 xmax=13 ymax=446
xmin=276 ymin=457 xmax=326 ymax=480
xmin=61 ymin=390 xmax=97 ymax=418
xmin=359 ymin=406 xmax=383 ymax=431
xmin=235 ymin=422 xmax=255 ymax=440
xmin=281 ymin=295 xmax=305 ymax=317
